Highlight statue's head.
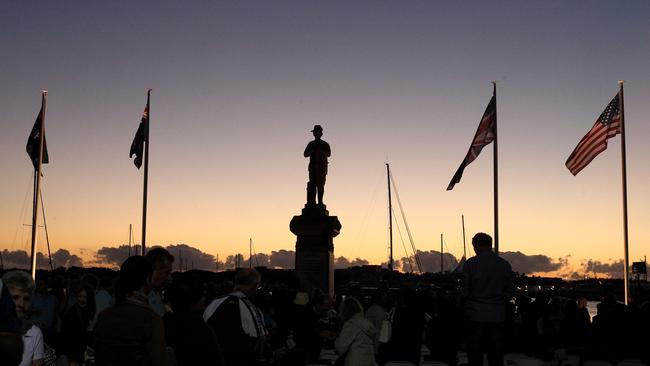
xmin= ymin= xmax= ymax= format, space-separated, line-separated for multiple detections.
xmin=311 ymin=124 xmax=323 ymax=138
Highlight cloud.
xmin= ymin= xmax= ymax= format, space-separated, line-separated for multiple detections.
xmin=582 ymin=259 xmax=624 ymax=278
xmin=269 ymin=250 xmax=295 ymax=269
xmin=51 ymin=249 xmax=83 ymax=268
xmin=395 ymin=250 xmax=459 ymax=273
xmin=334 ymin=257 xmax=369 ymax=269
xmin=1 ymin=249 xmax=30 ymax=269
xmin=95 ymin=245 xmax=131 ymax=268
xmin=1 ymin=249 xmax=82 ymax=269
xmin=500 ymin=251 xmax=564 ymax=274
xmin=168 ymin=244 xmax=218 ymax=271
xmin=415 ymin=250 xmax=459 ymax=273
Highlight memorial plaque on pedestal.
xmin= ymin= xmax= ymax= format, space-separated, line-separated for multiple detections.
xmin=290 ymin=204 xmax=341 ymax=296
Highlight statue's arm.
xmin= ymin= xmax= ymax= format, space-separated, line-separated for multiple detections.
xmin=325 ymin=142 xmax=331 ymax=157
xmin=304 ymin=142 xmax=313 ymax=157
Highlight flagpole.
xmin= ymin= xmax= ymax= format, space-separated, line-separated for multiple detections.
xmin=141 ymin=89 xmax=151 ymax=255
xmin=618 ymin=80 xmax=630 ymax=305
xmin=30 ymin=90 xmax=47 ymax=280
xmin=491 ymin=81 xmax=499 ymax=254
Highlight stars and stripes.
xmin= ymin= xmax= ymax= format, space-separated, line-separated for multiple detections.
xmin=565 ymin=92 xmax=621 ymax=176
xmin=447 ymin=95 xmax=496 ymax=190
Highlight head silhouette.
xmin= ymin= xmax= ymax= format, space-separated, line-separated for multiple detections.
xmin=472 ymin=232 xmax=492 ymax=254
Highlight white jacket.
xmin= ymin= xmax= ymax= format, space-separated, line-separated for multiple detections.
xmin=335 ymin=313 xmax=378 ymax=366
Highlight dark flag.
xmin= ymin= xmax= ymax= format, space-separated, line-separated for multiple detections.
xmin=26 ymin=108 xmax=49 ymax=169
xmin=565 ymin=92 xmax=621 ymax=175
xmin=447 ymin=95 xmax=496 ymax=190
xmin=129 ymin=103 xmax=149 ymax=169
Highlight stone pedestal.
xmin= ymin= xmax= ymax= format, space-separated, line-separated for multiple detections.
xmin=290 ymin=204 xmax=341 ymax=296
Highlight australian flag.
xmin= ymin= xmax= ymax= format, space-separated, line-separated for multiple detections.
xmin=26 ymin=108 xmax=49 ymax=170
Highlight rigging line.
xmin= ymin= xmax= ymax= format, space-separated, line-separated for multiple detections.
xmin=389 ymin=170 xmax=422 ymax=273
xmin=354 ymin=165 xmax=385 ymax=243
xmin=391 ymin=206 xmax=413 ymax=273
xmin=12 ymin=171 xmax=35 ymax=250
xmin=39 ymin=184 xmax=54 ymax=270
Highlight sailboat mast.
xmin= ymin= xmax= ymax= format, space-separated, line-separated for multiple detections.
xmin=128 ymin=224 xmax=132 ymax=257
xmin=386 ymin=163 xmax=393 ymax=271
xmin=249 ymin=238 xmax=252 ymax=268
xmin=440 ymin=234 xmax=444 ymax=273
xmin=462 ymin=214 xmax=467 ymax=258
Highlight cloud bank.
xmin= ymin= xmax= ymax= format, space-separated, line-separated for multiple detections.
xmin=0 ymin=244 xmax=627 ymax=279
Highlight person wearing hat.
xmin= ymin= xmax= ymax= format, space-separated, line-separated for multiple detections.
xmin=303 ymin=124 xmax=331 ymax=206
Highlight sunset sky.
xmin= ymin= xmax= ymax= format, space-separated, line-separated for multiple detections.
xmin=1 ymin=1 xmax=649 ymax=275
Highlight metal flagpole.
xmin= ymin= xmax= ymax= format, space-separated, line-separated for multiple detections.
xmin=141 ymin=89 xmax=151 ymax=255
xmin=30 ymin=90 xmax=47 ymax=280
xmin=492 ymin=81 xmax=499 ymax=254
xmin=386 ymin=163 xmax=394 ymax=271
xmin=618 ymin=81 xmax=630 ymax=305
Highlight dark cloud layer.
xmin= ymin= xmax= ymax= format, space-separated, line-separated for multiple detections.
xmin=95 ymin=245 xmax=131 ymax=268
xmin=1 ymin=249 xmax=83 ymax=269
xmin=168 ymin=244 xmax=217 ymax=271
xmin=500 ymin=251 xmax=563 ymax=274
xmin=334 ymin=257 xmax=369 ymax=269
xmin=1 ymin=244 xmax=626 ymax=279
xmin=582 ymin=259 xmax=624 ymax=278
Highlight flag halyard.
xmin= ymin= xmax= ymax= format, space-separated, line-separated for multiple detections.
xmin=447 ymin=95 xmax=496 ymax=190
xmin=565 ymin=92 xmax=621 ymax=176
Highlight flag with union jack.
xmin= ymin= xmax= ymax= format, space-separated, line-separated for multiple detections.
xmin=447 ymin=95 xmax=496 ymax=190
xmin=26 ymin=107 xmax=49 ymax=169
xmin=129 ymin=100 xmax=149 ymax=169
xmin=565 ymin=92 xmax=621 ymax=176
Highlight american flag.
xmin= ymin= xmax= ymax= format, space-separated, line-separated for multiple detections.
xmin=565 ymin=92 xmax=621 ymax=176
xmin=447 ymin=95 xmax=496 ymax=190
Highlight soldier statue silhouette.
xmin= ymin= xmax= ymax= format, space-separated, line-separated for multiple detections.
xmin=303 ymin=125 xmax=331 ymax=206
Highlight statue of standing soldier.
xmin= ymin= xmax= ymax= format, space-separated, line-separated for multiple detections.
xmin=304 ymin=125 xmax=331 ymax=206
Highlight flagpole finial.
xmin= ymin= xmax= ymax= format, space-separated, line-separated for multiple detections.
xmin=618 ymin=80 xmax=625 ymax=85
xmin=41 ymin=90 xmax=48 ymax=95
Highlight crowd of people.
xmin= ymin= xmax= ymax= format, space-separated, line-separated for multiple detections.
xmin=1 ymin=234 xmax=649 ymax=366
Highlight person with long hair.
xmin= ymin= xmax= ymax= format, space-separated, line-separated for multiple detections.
xmin=61 ymin=285 xmax=96 ymax=365
xmin=334 ymin=296 xmax=377 ymax=366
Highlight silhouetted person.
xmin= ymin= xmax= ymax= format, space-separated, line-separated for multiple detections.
xmin=378 ymin=287 xmax=425 ymax=365
xmin=335 ymin=296 xmax=377 ymax=366
xmin=61 ymin=285 xmax=96 ymax=366
xmin=462 ymin=232 xmax=513 ymax=366
xmin=2 ymin=270 xmax=46 ymax=366
xmin=94 ymin=256 xmax=173 ymax=366
xmin=145 ymin=247 xmax=174 ymax=317
xmin=164 ymin=272 xmax=223 ymax=366
xmin=304 ymin=124 xmax=331 ymax=206
xmin=0 ymin=278 xmax=25 ymax=366
xmin=203 ymin=268 xmax=269 ymax=366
